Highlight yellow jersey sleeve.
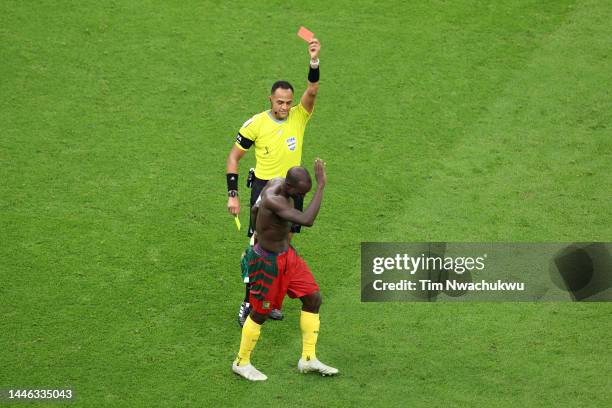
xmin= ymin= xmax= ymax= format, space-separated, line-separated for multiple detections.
xmin=291 ymin=103 xmax=312 ymax=128
xmin=235 ymin=114 xmax=260 ymax=151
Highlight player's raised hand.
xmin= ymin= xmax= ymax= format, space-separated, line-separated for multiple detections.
xmin=314 ymin=158 xmax=326 ymax=188
xmin=308 ymin=38 xmax=320 ymax=61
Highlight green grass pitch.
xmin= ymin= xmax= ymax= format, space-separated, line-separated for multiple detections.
xmin=1 ymin=0 xmax=611 ymax=406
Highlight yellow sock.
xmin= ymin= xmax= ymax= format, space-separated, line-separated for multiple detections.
xmin=234 ymin=316 xmax=261 ymax=366
xmin=300 ymin=310 xmax=320 ymax=361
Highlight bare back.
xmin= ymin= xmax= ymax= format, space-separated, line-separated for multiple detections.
xmin=255 ymin=179 xmax=293 ymax=253
xmin=253 ymin=161 xmax=326 ymax=253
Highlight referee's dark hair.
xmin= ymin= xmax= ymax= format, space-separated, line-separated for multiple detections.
xmin=271 ymin=80 xmax=294 ymax=94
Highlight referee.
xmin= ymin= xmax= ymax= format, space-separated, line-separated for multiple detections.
xmin=226 ymin=38 xmax=321 ymax=326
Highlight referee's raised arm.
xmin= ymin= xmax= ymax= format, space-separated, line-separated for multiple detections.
xmin=301 ymin=38 xmax=320 ymax=114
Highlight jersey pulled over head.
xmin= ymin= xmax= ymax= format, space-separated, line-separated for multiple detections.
xmin=269 ymin=81 xmax=294 ymax=120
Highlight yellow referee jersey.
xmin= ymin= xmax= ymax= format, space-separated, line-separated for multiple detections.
xmin=236 ymin=104 xmax=311 ymax=180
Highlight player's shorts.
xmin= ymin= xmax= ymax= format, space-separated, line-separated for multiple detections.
xmin=241 ymin=243 xmax=319 ymax=314
xmin=248 ymin=176 xmax=304 ymax=237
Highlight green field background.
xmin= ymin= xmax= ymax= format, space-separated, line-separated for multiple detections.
xmin=1 ymin=1 xmax=611 ymax=406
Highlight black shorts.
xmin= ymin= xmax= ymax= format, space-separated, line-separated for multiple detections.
xmin=248 ymin=176 xmax=304 ymax=237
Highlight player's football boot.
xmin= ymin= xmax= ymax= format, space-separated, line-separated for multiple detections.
xmin=297 ymin=358 xmax=339 ymax=376
xmin=268 ymin=308 xmax=284 ymax=320
xmin=232 ymin=362 xmax=267 ymax=381
xmin=237 ymin=302 xmax=251 ymax=327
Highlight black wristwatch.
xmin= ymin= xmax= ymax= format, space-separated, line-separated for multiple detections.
xmin=228 ymin=190 xmax=238 ymax=198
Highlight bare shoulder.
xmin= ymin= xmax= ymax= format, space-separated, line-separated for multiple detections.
xmin=261 ymin=179 xmax=288 ymax=209
xmin=268 ymin=177 xmax=284 ymax=185
xmin=261 ymin=178 xmax=283 ymax=196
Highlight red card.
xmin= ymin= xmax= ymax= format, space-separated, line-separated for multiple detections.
xmin=297 ymin=26 xmax=314 ymax=42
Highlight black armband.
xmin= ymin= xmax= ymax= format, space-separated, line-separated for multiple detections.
xmin=236 ymin=133 xmax=254 ymax=149
xmin=308 ymin=66 xmax=320 ymax=83
xmin=227 ymin=173 xmax=238 ymax=191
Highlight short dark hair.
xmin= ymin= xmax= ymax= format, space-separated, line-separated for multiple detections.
xmin=286 ymin=166 xmax=311 ymax=187
xmin=271 ymin=80 xmax=294 ymax=95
